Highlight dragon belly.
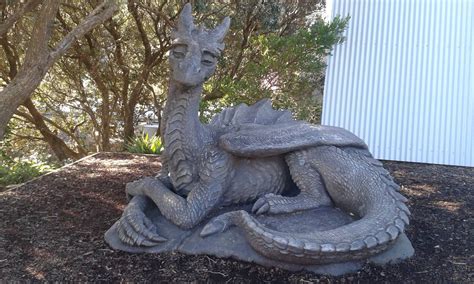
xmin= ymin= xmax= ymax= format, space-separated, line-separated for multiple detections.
xmin=222 ymin=156 xmax=291 ymax=205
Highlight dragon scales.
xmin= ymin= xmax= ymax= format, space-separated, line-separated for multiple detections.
xmin=105 ymin=4 xmax=413 ymax=270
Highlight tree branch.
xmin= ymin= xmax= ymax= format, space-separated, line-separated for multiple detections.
xmin=0 ymin=0 xmax=117 ymax=139
xmin=128 ymin=1 xmax=151 ymax=62
xmin=10 ymin=133 xmax=44 ymax=141
xmin=0 ymin=0 xmax=42 ymax=37
xmin=0 ymin=34 xmax=19 ymax=79
xmin=49 ymin=0 xmax=117 ymax=63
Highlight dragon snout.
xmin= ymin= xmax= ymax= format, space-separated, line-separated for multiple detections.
xmin=172 ymin=61 xmax=209 ymax=87
xmin=178 ymin=62 xmax=201 ymax=73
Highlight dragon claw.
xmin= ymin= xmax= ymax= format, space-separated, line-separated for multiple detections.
xmin=200 ymin=219 xmax=226 ymax=237
xmin=117 ymin=203 xmax=167 ymax=247
xmin=255 ymin=203 xmax=270 ymax=215
xmin=252 ymin=193 xmax=276 ymax=215
xmin=125 ymin=177 xmax=162 ymax=198
xmin=200 ymin=213 xmax=235 ymax=237
xmin=126 ymin=178 xmax=149 ymax=196
xmin=252 ymin=198 xmax=266 ymax=211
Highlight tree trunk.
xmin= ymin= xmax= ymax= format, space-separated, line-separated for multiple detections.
xmin=23 ymin=99 xmax=83 ymax=161
xmin=100 ymin=93 xmax=112 ymax=151
xmin=156 ymin=107 xmax=163 ymax=138
xmin=0 ymin=0 xmax=117 ymax=139
xmin=152 ymin=95 xmax=164 ymax=138
xmin=0 ymin=60 xmax=50 ymax=139
xmin=101 ymin=120 xmax=111 ymax=151
xmin=0 ymin=0 xmax=59 ymax=139
xmin=123 ymin=105 xmax=135 ymax=143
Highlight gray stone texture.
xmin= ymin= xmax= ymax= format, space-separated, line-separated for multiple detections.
xmin=105 ymin=3 xmax=414 ymax=273
xmin=105 ymin=204 xmax=413 ymax=276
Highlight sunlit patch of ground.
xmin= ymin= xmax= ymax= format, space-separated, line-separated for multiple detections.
xmin=432 ymin=200 xmax=462 ymax=213
xmin=401 ymin=184 xmax=437 ymax=196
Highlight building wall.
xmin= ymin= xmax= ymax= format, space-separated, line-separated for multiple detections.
xmin=322 ymin=0 xmax=474 ymax=167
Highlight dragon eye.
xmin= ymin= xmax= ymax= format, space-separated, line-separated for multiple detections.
xmin=201 ymin=51 xmax=216 ymax=66
xmin=171 ymin=44 xmax=187 ymax=59
xmin=201 ymin=59 xmax=214 ymax=66
xmin=173 ymin=50 xmax=185 ymax=59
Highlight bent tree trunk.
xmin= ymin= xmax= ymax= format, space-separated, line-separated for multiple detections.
xmin=22 ymin=99 xmax=83 ymax=161
xmin=0 ymin=0 xmax=117 ymax=139
xmin=0 ymin=0 xmax=58 ymax=139
xmin=0 ymin=61 xmax=50 ymax=139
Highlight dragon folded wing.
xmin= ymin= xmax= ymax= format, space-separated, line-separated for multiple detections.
xmin=211 ymin=99 xmax=368 ymax=157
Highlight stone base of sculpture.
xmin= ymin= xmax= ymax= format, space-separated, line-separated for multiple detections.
xmin=105 ymin=204 xmax=413 ymax=276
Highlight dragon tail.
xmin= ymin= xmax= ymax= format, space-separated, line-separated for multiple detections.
xmin=201 ymin=146 xmax=410 ymax=264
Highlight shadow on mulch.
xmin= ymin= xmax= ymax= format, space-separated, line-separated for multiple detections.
xmin=0 ymin=152 xmax=472 ymax=282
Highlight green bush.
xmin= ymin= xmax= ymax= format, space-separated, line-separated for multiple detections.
xmin=0 ymin=158 xmax=55 ymax=187
xmin=1 ymin=141 xmax=56 ymax=187
xmin=126 ymin=134 xmax=163 ymax=154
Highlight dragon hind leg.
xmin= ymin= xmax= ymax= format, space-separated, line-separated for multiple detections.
xmin=252 ymin=150 xmax=333 ymax=215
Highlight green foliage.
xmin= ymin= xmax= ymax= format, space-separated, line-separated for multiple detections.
xmin=0 ymin=153 xmax=55 ymax=187
xmin=1 ymin=1 xmax=349 ymax=162
xmin=126 ymin=134 xmax=163 ymax=155
xmin=0 ymin=135 xmax=59 ymax=187
xmin=203 ymin=14 xmax=350 ymax=123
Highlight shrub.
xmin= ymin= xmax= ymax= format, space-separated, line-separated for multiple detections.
xmin=0 ymin=159 xmax=55 ymax=187
xmin=126 ymin=134 xmax=163 ymax=154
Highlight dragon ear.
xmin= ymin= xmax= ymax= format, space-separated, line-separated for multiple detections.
xmin=177 ymin=3 xmax=195 ymax=34
xmin=210 ymin=17 xmax=231 ymax=43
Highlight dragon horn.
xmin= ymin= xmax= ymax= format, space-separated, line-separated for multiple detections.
xmin=177 ymin=3 xmax=195 ymax=34
xmin=210 ymin=17 xmax=231 ymax=43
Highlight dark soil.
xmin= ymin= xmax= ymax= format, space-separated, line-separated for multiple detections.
xmin=1 ymin=152 xmax=472 ymax=282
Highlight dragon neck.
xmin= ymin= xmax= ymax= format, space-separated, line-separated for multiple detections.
xmin=162 ymin=80 xmax=204 ymax=192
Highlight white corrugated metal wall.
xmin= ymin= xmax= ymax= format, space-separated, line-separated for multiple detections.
xmin=322 ymin=0 xmax=474 ymax=167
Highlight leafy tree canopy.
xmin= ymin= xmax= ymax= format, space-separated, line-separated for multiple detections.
xmin=0 ymin=0 xmax=348 ymax=163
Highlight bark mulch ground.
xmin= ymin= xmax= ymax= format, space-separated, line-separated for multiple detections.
xmin=0 ymin=152 xmax=472 ymax=282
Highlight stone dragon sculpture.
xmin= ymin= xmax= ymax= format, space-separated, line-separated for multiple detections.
xmin=114 ymin=4 xmax=410 ymax=265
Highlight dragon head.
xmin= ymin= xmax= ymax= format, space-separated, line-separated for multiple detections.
xmin=169 ymin=3 xmax=230 ymax=87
